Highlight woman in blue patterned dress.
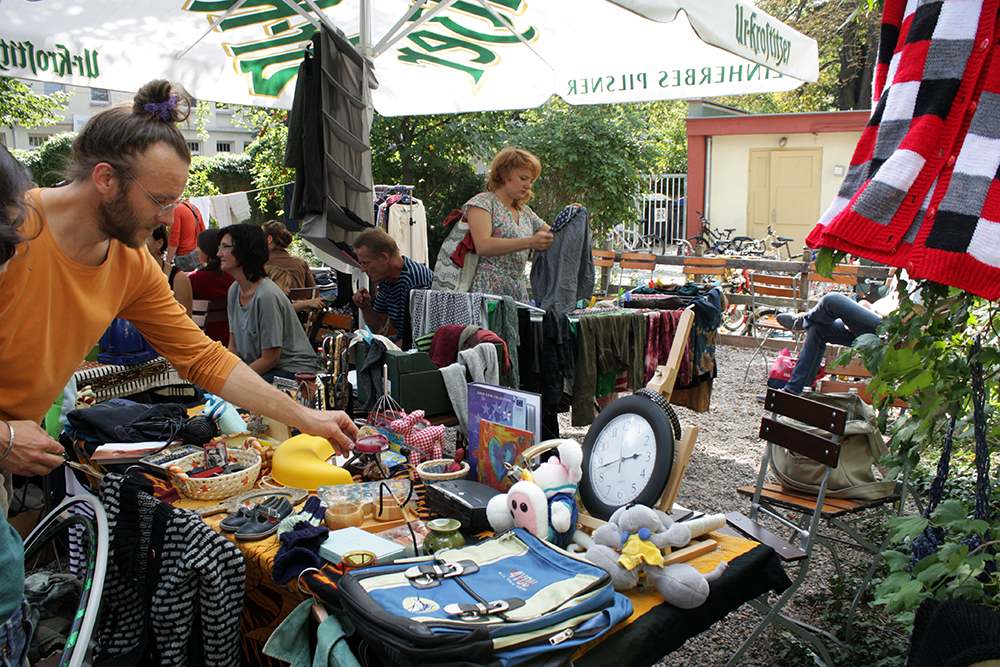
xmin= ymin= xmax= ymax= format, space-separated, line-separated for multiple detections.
xmin=464 ymin=148 xmax=553 ymax=301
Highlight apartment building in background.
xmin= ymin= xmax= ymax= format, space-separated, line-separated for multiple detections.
xmin=0 ymin=81 xmax=254 ymax=155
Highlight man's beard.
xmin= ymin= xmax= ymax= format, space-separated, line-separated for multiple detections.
xmin=98 ymin=185 xmax=147 ymax=249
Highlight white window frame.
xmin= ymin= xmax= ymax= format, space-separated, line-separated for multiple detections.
xmin=90 ymin=88 xmax=111 ymax=106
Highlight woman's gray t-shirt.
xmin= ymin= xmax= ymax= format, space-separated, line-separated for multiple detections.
xmin=227 ymin=278 xmax=321 ymax=374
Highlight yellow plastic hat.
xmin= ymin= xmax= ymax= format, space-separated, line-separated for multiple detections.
xmin=271 ymin=433 xmax=352 ymax=490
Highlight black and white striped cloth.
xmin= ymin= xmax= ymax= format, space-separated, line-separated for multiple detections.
xmin=97 ymin=473 xmax=245 ymax=667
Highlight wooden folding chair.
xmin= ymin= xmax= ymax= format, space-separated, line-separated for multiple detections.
xmin=592 ymin=249 xmax=616 ymax=296
xmin=287 ymin=287 xmax=320 ymax=302
xmin=619 ymin=252 xmax=657 ymax=289
xmin=682 ymin=256 xmax=727 ymax=285
xmin=817 ymin=352 xmax=909 ymax=409
xmin=307 ymin=308 xmax=354 ymax=347
xmin=725 ymin=389 xmax=903 ymax=663
xmin=743 ymin=271 xmax=803 ymax=381
xmin=806 ymin=263 xmax=859 ymax=305
xmin=191 ymin=297 xmax=228 ymax=331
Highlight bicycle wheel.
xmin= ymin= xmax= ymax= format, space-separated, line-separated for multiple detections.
xmin=721 ymin=303 xmax=749 ymax=334
xmin=747 ymin=308 xmax=778 ymax=338
xmin=642 ymin=235 xmax=666 ymax=255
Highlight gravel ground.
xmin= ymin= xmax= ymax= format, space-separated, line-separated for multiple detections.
xmin=557 ymin=343 xmax=899 ymax=667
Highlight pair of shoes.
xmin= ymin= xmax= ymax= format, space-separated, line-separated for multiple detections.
xmin=220 ymin=498 xmax=279 ymax=533
xmin=235 ymin=497 xmax=294 ymax=541
xmin=776 ymin=312 xmax=808 ymax=332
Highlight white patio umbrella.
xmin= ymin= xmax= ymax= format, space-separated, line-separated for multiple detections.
xmin=1 ymin=0 xmax=817 ymax=114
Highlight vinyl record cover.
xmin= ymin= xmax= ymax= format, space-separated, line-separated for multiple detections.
xmin=477 ymin=420 xmax=534 ymax=492
xmin=466 ymin=384 xmax=541 ymax=482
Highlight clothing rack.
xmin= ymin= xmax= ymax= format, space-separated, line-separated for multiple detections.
xmin=374 ymin=184 xmax=415 ymax=194
xmin=480 ymin=293 xmax=546 ymax=322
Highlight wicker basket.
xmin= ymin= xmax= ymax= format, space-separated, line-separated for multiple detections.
xmin=167 ymin=444 xmax=262 ymax=501
xmin=415 ymin=459 xmax=469 ymax=483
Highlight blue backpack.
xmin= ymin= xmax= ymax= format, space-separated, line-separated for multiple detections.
xmin=338 ymin=528 xmax=631 ymax=667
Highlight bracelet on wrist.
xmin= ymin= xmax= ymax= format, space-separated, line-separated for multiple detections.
xmin=0 ymin=421 xmax=13 ymax=463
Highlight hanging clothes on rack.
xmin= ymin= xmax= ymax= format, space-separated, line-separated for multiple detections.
xmin=284 ymin=24 xmax=376 ymax=273
xmin=409 ymin=289 xmax=488 ymax=339
xmin=373 ymin=186 xmax=429 ymax=265
xmin=570 ymin=311 xmax=647 ymax=426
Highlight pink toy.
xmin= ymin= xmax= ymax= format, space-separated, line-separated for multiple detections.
xmin=390 ymin=409 xmax=445 ymax=467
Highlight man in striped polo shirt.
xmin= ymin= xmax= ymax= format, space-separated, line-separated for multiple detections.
xmin=352 ymin=228 xmax=433 ymax=346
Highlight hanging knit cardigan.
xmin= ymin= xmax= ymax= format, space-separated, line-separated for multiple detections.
xmin=96 ymin=473 xmax=245 ymax=667
xmin=807 ymin=0 xmax=1000 ymax=300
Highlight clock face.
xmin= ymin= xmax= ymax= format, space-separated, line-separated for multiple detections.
xmin=580 ymin=394 xmax=674 ymax=521
xmin=588 ymin=413 xmax=657 ymax=507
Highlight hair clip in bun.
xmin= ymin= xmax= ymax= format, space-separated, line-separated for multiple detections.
xmin=143 ymin=94 xmax=179 ymax=120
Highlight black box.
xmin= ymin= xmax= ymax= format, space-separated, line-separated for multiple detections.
xmin=424 ymin=479 xmax=501 ymax=531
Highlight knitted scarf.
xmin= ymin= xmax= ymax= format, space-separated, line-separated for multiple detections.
xmin=807 ymin=0 xmax=1000 ymax=300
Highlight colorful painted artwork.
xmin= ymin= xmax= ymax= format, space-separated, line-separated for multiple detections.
xmin=466 ymin=383 xmax=541 ymax=483
xmin=477 ymin=419 xmax=534 ymax=492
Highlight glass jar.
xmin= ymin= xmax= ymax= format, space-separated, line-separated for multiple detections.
xmin=422 ymin=518 xmax=466 ymax=555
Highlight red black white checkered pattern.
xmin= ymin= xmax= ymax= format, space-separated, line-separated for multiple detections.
xmin=391 ymin=409 xmax=445 ymax=466
xmin=808 ymin=0 xmax=1000 ymax=300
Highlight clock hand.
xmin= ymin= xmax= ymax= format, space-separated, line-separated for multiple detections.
xmin=598 ymin=456 xmax=624 ymax=469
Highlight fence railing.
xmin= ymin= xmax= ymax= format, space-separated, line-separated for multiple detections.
xmin=631 ymin=173 xmax=687 ymax=246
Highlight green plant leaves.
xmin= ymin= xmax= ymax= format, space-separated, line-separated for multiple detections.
xmin=887 ymin=515 xmax=929 ymax=542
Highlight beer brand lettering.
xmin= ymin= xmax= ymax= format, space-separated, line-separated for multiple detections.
xmin=565 ymin=63 xmax=781 ymax=97
xmin=396 ymin=0 xmax=535 ymax=90
xmin=734 ymin=5 xmax=791 ymax=68
xmin=0 ymin=39 xmax=99 ymax=79
xmin=186 ymin=0 xmax=343 ymax=98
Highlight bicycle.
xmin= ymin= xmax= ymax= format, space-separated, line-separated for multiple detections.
xmin=683 ymin=211 xmax=761 ymax=256
xmin=608 ymin=222 xmax=666 ymax=255
xmin=758 ymin=226 xmax=799 ymax=260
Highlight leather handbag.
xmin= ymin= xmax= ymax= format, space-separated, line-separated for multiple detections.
xmin=772 ymin=391 xmax=899 ymax=500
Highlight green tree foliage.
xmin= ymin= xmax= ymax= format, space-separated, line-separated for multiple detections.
xmin=371 ymin=110 xmax=510 ymax=259
xmin=233 ymin=106 xmax=291 ymax=219
xmin=509 ymin=99 xmax=662 ymax=235
xmin=14 ymin=131 xmax=75 ymax=186
xmin=0 ymin=77 xmax=69 ymax=129
xmin=739 ymin=0 xmax=882 ymax=112
xmin=183 ymin=157 xmax=221 ymax=199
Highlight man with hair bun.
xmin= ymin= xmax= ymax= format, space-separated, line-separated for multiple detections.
xmin=0 ymin=81 xmax=357 ymax=661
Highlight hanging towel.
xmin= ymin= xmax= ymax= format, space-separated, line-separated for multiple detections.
xmin=189 ymin=197 xmax=211 ymax=228
xmin=409 ymin=290 xmax=485 ymax=338
xmin=225 ymin=192 xmax=252 ymax=223
xmin=441 ymin=363 xmax=470 ymax=436
xmin=210 ymin=196 xmax=233 ymax=228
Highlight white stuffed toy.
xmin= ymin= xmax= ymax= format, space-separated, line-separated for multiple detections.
xmin=486 ymin=439 xmax=594 ymax=551
xmin=585 ymin=505 xmax=727 ymax=609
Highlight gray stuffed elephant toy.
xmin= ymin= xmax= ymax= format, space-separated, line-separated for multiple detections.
xmin=585 ymin=505 xmax=727 ymax=609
